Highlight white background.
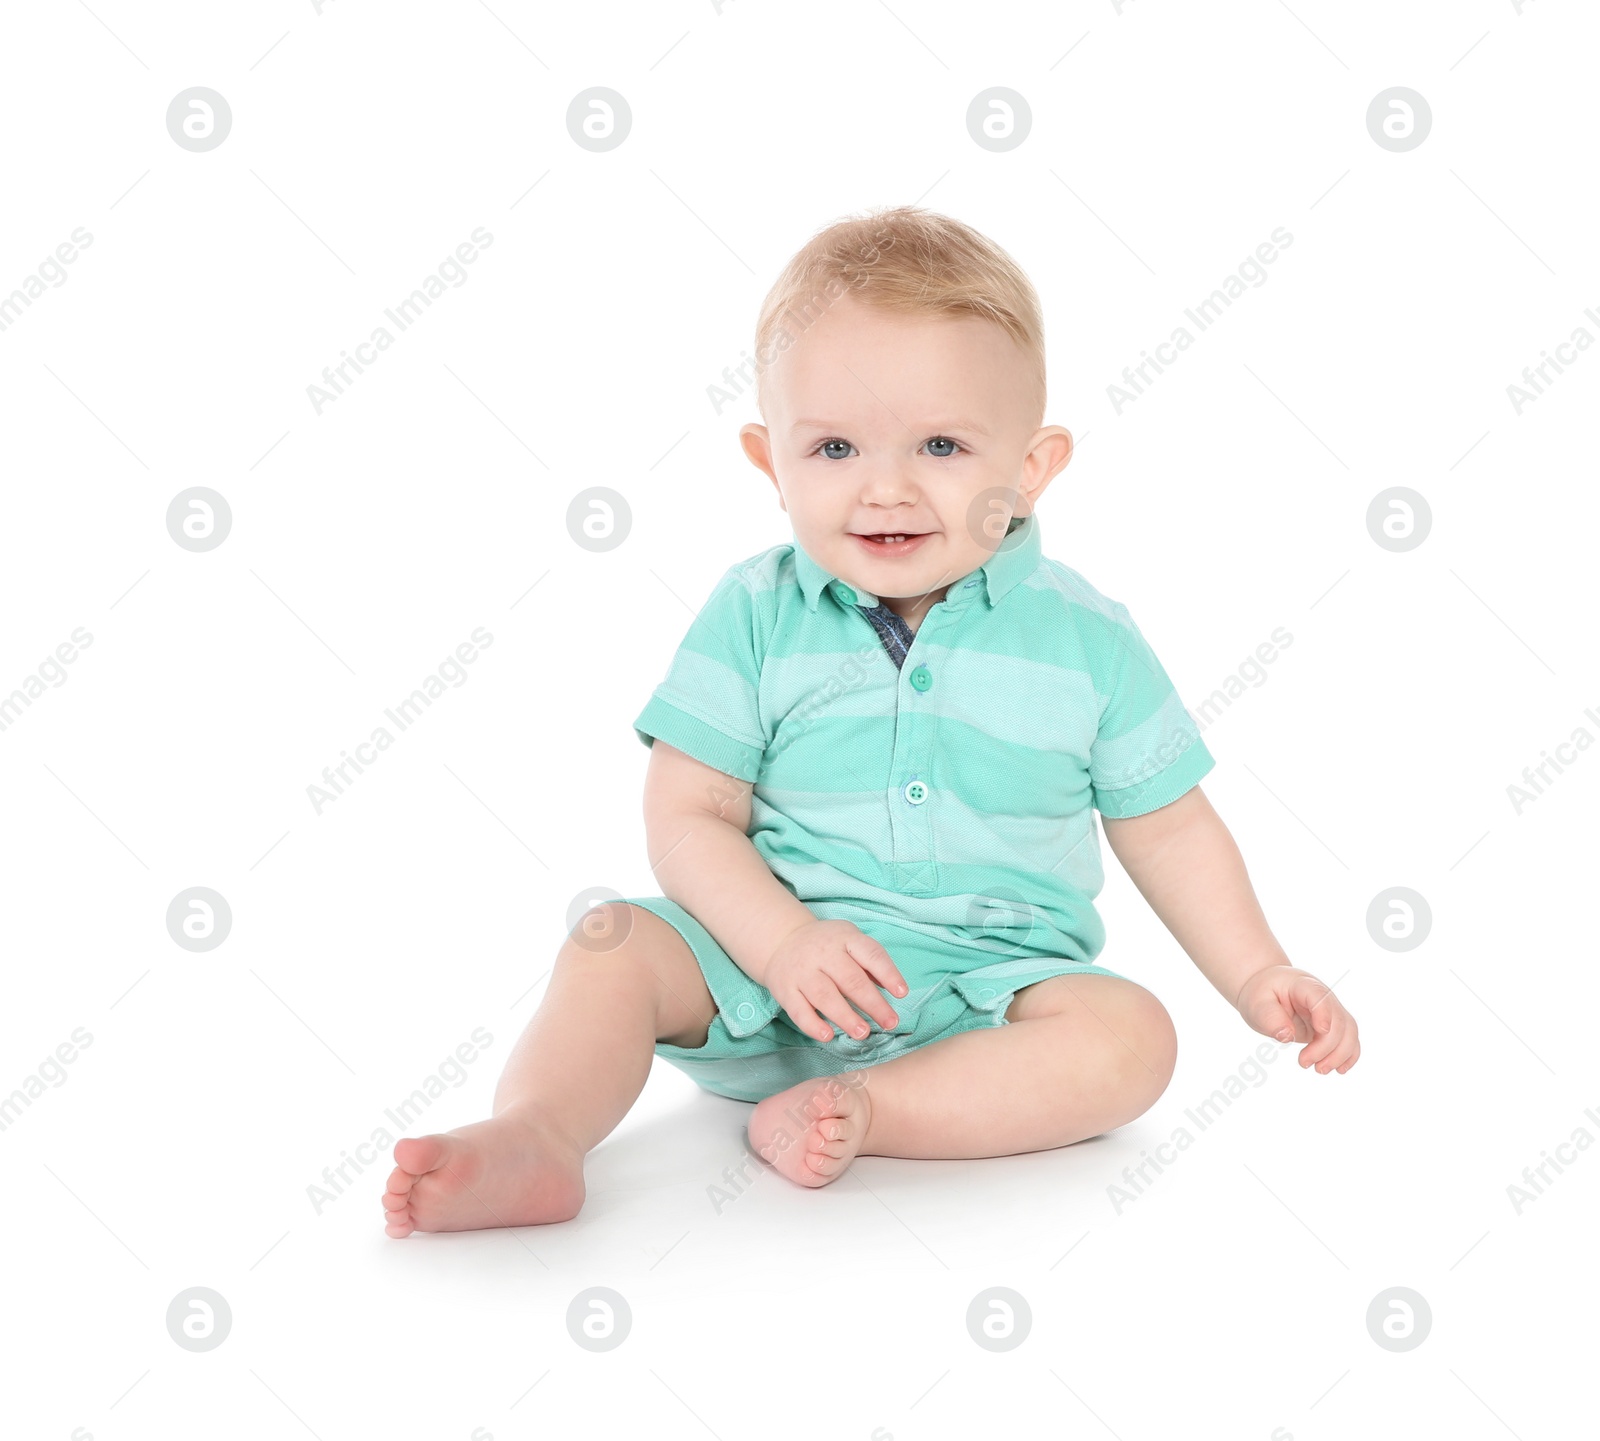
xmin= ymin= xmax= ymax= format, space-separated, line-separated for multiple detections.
xmin=2 ymin=1 xmax=1596 ymax=1437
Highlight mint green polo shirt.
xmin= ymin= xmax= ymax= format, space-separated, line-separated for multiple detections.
xmin=632 ymin=512 xmax=1214 ymax=973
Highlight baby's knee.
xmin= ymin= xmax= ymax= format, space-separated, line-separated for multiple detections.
xmin=559 ymin=903 xmax=683 ymax=999
xmin=562 ymin=901 xmax=651 ymax=966
xmin=1125 ymin=988 xmax=1178 ymax=1091
xmin=561 ymin=902 xmax=714 ymax=1040
xmin=1085 ymin=982 xmax=1178 ymax=1115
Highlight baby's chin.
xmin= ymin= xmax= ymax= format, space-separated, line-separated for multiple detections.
xmin=845 ymin=575 xmax=953 ymax=602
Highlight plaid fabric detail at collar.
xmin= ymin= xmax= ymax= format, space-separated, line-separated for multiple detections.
xmin=855 ymin=601 xmax=915 ymax=669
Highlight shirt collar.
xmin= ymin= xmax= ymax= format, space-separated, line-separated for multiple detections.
xmin=793 ymin=512 xmax=1042 ymax=613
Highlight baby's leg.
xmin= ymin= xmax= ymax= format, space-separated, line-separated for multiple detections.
xmin=382 ymin=902 xmax=714 ymax=1236
xmin=747 ymin=974 xmax=1177 ymax=1187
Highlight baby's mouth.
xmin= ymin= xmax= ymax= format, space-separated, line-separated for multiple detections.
xmin=851 ymin=531 xmax=933 ymax=555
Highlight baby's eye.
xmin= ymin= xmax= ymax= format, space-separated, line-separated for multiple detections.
xmin=811 ymin=436 xmax=963 ymax=460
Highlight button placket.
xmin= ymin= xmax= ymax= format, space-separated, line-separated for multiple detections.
xmin=885 ymin=603 xmax=952 ymax=893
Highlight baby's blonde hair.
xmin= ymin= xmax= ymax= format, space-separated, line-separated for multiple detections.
xmin=753 ymin=205 xmax=1047 ymax=426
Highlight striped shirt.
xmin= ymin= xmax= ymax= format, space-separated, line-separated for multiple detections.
xmin=632 ymin=512 xmax=1215 ymax=970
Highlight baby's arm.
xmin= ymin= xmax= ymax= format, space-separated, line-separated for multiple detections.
xmin=643 ymin=740 xmax=908 ymax=1038
xmin=1101 ymin=786 xmax=1360 ymax=1074
xmin=643 ymin=740 xmax=813 ymax=986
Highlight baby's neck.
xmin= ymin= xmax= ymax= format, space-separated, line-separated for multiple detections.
xmin=882 ymin=587 xmax=949 ymax=633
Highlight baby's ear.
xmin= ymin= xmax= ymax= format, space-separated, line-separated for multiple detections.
xmin=739 ymin=422 xmax=774 ymax=476
xmin=739 ymin=426 xmax=788 ymax=509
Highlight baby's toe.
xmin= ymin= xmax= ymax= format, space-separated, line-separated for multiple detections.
xmin=804 ymin=1150 xmax=847 ymax=1179
xmin=393 ymin=1135 xmax=446 ymax=1175
xmin=384 ymin=1163 xmax=419 ymax=1195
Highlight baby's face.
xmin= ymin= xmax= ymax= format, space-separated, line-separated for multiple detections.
xmin=741 ymin=292 xmax=1069 ymax=617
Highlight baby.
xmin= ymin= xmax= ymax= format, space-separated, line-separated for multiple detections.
xmin=381 ymin=206 xmax=1360 ymax=1236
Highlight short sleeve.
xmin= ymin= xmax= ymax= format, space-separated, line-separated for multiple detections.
xmin=1089 ymin=601 xmax=1215 ymax=818
xmin=633 ymin=567 xmax=768 ymax=783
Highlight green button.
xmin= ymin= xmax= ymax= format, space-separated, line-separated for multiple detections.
xmin=910 ymin=665 xmax=931 ymax=691
xmin=837 ymin=585 xmax=855 ymax=605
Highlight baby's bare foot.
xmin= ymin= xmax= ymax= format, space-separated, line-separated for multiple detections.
xmin=747 ymin=1074 xmax=874 ymax=1188
xmin=381 ymin=1106 xmax=584 ymax=1237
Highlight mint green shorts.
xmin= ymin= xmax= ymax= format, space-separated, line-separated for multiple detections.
xmin=615 ymin=895 xmax=1127 ymax=1104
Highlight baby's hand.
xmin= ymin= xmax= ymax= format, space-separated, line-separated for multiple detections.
xmin=762 ymin=919 xmax=909 ymax=1042
xmin=1236 ymin=965 xmax=1360 ymax=1074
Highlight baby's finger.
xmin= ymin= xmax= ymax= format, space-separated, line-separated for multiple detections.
xmin=1319 ymin=1040 xmax=1357 ymax=1075
xmin=1293 ymin=977 xmax=1340 ymax=1028
xmin=844 ymin=932 xmax=909 ymax=999
xmin=1312 ymin=1035 xmax=1355 ymax=1074
xmin=779 ymin=992 xmax=836 ymax=1044
xmin=1249 ymin=996 xmax=1295 ymax=1042
xmin=1299 ymin=1016 xmax=1344 ymax=1069
xmin=833 ymin=963 xmax=901 ymax=1031
xmin=1289 ymin=1001 xmax=1332 ymax=1052
xmin=1249 ymin=989 xmax=1302 ymax=1042
xmin=1298 ymin=1020 xmax=1339 ymax=1067
xmin=1333 ymin=1024 xmax=1361 ymax=1066
xmin=803 ymin=977 xmax=873 ymax=1041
